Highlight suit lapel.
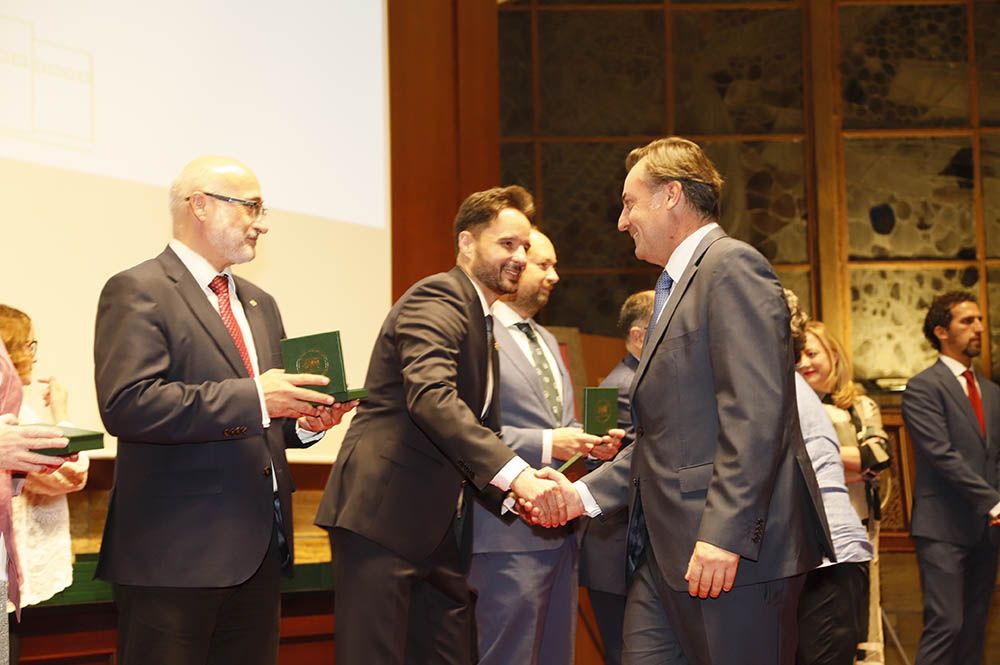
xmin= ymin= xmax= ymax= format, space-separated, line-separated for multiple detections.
xmin=450 ymin=267 xmax=491 ymax=422
xmin=157 ymin=247 xmax=249 ymax=378
xmin=496 ymin=323 xmax=550 ymax=412
xmin=934 ymin=360 xmax=985 ymax=443
xmin=631 ymin=227 xmax=728 ymax=395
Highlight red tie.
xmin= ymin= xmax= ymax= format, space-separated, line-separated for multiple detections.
xmin=962 ymin=370 xmax=985 ymax=438
xmin=209 ymin=275 xmax=255 ymax=377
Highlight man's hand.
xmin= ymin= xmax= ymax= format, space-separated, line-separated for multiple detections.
xmin=297 ymin=400 xmax=360 ymax=432
xmin=590 ymin=428 xmax=625 ymax=461
xmin=516 ymin=467 xmax=585 ymax=527
xmin=510 ymin=466 xmax=567 ymax=526
xmin=260 ymin=369 xmax=335 ymax=419
xmin=551 ymin=427 xmax=601 ymax=461
xmin=685 ymin=540 xmax=740 ymax=599
xmin=0 ymin=415 xmax=71 ymax=474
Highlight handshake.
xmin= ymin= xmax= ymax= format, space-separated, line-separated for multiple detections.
xmin=507 ymin=427 xmax=625 ymax=528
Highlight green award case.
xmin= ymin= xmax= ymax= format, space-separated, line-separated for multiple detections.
xmin=280 ymin=331 xmax=368 ymax=402
xmin=557 ymin=387 xmax=619 ymax=482
xmin=38 ymin=426 xmax=105 ymax=456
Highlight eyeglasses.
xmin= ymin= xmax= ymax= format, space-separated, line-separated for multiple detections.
xmin=187 ymin=192 xmax=268 ymax=219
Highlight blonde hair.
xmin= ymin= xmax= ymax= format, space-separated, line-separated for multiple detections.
xmin=0 ymin=304 xmax=32 ymax=383
xmin=804 ymin=320 xmax=860 ymax=410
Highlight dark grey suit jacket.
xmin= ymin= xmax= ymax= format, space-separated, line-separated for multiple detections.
xmin=902 ymin=360 xmax=1000 ymax=546
xmin=471 ymin=318 xmax=576 ymax=553
xmin=94 ymin=246 xmax=304 ymax=587
xmin=315 ymin=267 xmax=517 ymax=563
xmin=579 ymin=353 xmax=637 ymax=596
xmin=583 ymin=227 xmax=833 ymax=591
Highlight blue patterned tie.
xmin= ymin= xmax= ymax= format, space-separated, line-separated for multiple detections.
xmin=646 ymin=270 xmax=674 ymax=341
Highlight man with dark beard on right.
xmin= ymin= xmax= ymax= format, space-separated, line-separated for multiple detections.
xmin=902 ymin=291 xmax=1000 ymax=665
xmin=315 ymin=185 xmax=571 ymax=665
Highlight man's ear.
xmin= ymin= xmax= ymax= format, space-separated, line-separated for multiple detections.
xmin=933 ymin=324 xmax=949 ymax=344
xmin=189 ymin=192 xmax=209 ymax=222
xmin=629 ymin=324 xmax=646 ymax=349
xmin=457 ymin=230 xmax=476 ymax=259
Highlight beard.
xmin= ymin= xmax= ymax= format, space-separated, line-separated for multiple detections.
xmin=964 ymin=337 xmax=982 ymax=358
xmin=210 ymin=226 xmax=256 ymax=266
xmin=472 ymin=254 xmax=522 ymax=296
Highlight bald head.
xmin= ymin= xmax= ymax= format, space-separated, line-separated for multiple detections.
xmin=169 ymin=156 xmax=268 ymax=271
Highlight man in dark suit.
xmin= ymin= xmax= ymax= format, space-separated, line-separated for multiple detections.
xmin=93 ymin=156 xmax=355 ymax=665
xmin=530 ymin=137 xmax=833 ymax=665
xmin=469 ymin=228 xmax=621 ymax=665
xmin=315 ymin=186 xmax=570 ymax=665
xmin=902 ymin=291 xmax=1000 ymax=665
xmin=579 ymin=289 xmax=653 ymax=665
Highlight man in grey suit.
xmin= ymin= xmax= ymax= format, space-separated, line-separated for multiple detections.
xmin=469 ymin=228 xmax=621 ymax=665
xmin=902 ymin=291 xmax=1000 ymax=665
xmin=525 ymin=137 xmax=833 ymax=665
xmin=579 ymin=289 xmax=653 ymax=665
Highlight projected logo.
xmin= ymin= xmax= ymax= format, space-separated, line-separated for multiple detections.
xmin=0 ymin=15 xmax=94 ymax=149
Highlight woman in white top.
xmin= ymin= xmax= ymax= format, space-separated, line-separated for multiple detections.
xmin=0 ymin=305 xmax=89 ymax=664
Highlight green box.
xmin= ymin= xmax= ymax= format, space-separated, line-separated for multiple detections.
xmin=557 ymin=387 xmax=619 ymax=479
xmin=38 ymin=426 xmax=105 ymax=456
xmin=280 ymin=331 xmax=368 ymax=402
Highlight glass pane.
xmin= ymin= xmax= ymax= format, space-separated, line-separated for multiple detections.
xmin=540 ymin=141 xmax=645 ymax=270
xmin=845 ymin=136 xmax=974 ymax=260
xmin=776 ymin=270 xmax=811 ymax=319
xmin=673 ymin=10 xmax=803 ymax=135
xmin=988 ymin=267 xmax=1000 ymax=376
xmin=539 ymin=11 xmax=665 ymax=136
xmin=851 ymin=267 xmax=980 ymax=380
xmin=499 ymin=11 xmax=533 ymax=137
xmin=501 ymin=143 xmax=535 ymax=191
xmin=981 ymin=135 xmax=1000 ymax=257
xmin=544 ymin=272 xmax=659 ymax=338
xmin=702 ymin=140 xmax=807 ymax=263
xmin=975 ymin=1 xmax=1000 ymax=126
xmin=840 ymin=5 xmax=969 ymax=129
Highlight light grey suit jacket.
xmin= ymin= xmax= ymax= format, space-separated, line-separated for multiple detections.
xmin=472 ymin=319 xmax=577 ymax=553
xmin=582 ymin=227 xmax=833 ymax=591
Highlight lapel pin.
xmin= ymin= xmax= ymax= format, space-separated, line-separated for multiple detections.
xmin=249 ymin=299 xmax=258 ymax=307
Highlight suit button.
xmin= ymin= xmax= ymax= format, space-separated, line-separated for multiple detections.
xmin=632 ymin=477 xmax=639 ymax=487
xmin=263 ymin=467 xmax=272 ymax=477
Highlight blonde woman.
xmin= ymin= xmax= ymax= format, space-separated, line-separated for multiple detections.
xmin=797 ymin=319 xmax=888 ymax=663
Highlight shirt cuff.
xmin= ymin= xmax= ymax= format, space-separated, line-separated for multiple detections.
xmin=575 ymin=479 xmax=602 ymax=517
xmin=296 ymin=425 xmax=325 ymax=445
xmin=491 ymin=455 xmax=529 ymax=492
xmin=542 ymin=429 xmax=553 ymax=465
xmin=254 ymin=377 xmax=270 ymax=428
xmin=990 ymin=500 xmax=1000 ymax=519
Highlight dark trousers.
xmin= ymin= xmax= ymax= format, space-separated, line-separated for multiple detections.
xmin=795 ymin=561 xmax=870 ymax=665
xmin=589 ymin=589 xmax=627 ymax=665
xmin=330 ymin=524 xmax=474 ymax=665
xmin=622 ymin=546 xmax=805 ymax=665
xmin=914 ymin=533 xmax=999 ymax=665
xmin=113 ymin=529 xmax=282 ymax=665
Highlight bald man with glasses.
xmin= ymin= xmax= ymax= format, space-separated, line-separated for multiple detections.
xmin=93 ymin=156 xmax=356 ymax=665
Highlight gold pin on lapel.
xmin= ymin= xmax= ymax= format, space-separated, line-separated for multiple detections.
xmin=249 ymin=299 xmax=258 ymax=307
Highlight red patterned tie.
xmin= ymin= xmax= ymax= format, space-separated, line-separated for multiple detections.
xmin=209 ymin=275 xmax=255 ymax=377
xmin=962 ymin=370 xmax=985 ymax=438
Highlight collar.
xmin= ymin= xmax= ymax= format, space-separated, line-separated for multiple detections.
xmin=624 ymin=352 xmax=640 ymax=370
xmin=492 ymin=300 xmax=529 ymax=329
xmin=939 ymin=354 xmax=973 ymax=378
xmin=169 ymin=239 xmax=234 ymax=290
xmin=663 ymin=222 xmax=719 ymax=285
xmin=457 ymin=268 xmax=492 ymax=318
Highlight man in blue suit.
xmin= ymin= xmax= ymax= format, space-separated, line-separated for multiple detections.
xmin=902 ymin=291 xmax=1000 ymax=665
xmin=469 ymin=228 xmax=622 ymax=665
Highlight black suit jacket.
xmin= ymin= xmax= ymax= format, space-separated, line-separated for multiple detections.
xmin=94 ymin=246 xmax=305 ymax=587
xmin=315 ymin=267 xmax=516 ymax=562
xmin=584 ymin=228 xmax=833 ymax=591
xmin=903 ymin=360 xmax=1000 ymax=546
